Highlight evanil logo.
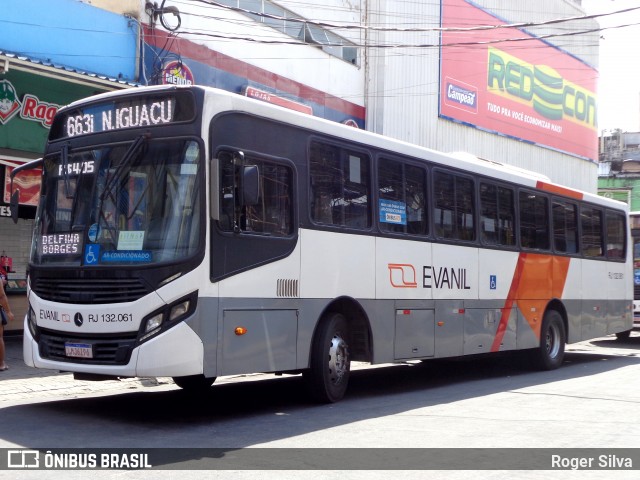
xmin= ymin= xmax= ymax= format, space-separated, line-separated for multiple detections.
xmin=0 ymin=80 xmax=21 ymax=124
xmin=487 ymin=46 xmax=597 ymax=129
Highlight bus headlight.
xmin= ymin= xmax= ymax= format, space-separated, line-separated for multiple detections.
xmin=169 ymin=299 xmax=190 ymax=321
xmin=144 ymin=313 xmax=164 ymax=334
xmin=138 ymin=291 xmax=198 ymax=344
xmin=27 ymin=305 xmax=39 ymax=340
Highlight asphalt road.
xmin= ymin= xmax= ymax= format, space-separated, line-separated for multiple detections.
xmin=1 ymin=333 xmax=640 ymax=480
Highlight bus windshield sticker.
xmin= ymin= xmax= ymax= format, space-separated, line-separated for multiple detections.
xmin=181 ymin=163 xmax=198 ymax=175
xmin=101 ymin=251 xmax=152 ymax=263
xmin=87 ymin=224 xmax=100 ymax=242
xmin=84 ymin=244 xmax=100 ymax=265
xmin=379 ymin=199 xmax=407 ymax=225
xmin=117 ymin=231 xmax=144 ymax=250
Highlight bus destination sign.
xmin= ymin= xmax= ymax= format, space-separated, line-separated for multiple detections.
xmin=62 ymin=96 xmax=177 ymax=138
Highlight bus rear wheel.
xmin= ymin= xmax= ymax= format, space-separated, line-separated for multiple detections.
xmin=616 ymin=329 xmax=631 ymax=340
xmin=304 ymin=312 xmax=351 ymax=403
xmin=172 ymin=374 xmax=216 ymax=391
xmin=532 ymin=310 xmax=566 ymax=370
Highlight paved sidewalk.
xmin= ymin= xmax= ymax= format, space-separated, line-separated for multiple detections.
xmin=0 ymin=335 xmax=176 ymax=403
xmin=3 ymin=332 xmax=638 ymax=404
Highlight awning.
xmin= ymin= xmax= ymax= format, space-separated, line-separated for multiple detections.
xmin=0 ymin=51 xmax=139 ymax=91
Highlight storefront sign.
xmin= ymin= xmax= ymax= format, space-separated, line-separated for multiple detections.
xmin=0 ymin=80 xmax=62 ymax=128
xmin=440 ymin=0 xmax=598 ymax=160
xmin=162 ymin=60 xmax=194 ymax=86
xmin=244 ymin=86 xmax=313 ymax=115
xmin=0 ymin=79 xmax=21 ymax=124
xmin=0 ymin=69 xmax=110 ymax=154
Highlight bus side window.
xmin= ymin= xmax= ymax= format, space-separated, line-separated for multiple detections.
xmin=552 ymin=200 xmax=578 ymax=254
xmin=581 ymin=206 xmax=604 ymax=257
xmin=218 ymin=151 xmax=293 ymax=236
xmin=378 ymin=158 xmax=427 ymax=235
xmin=606 ymin=210 xmax=626 ymax=259
xmin=434 ymin=170 xmax=475 ymax=241
xmin=218 ymin=151 xmax=236 ymax=231
xmin=480 ymin=182 xmax=498 ymax=245
xmin=310 ymin=141 xmax=371 ymax=229
xmin=519 ymin=191 xmax=549 ymax=250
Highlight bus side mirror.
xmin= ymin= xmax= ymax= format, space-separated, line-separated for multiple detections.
xmin=10 ymin=189 xmax=19 ymax=224
xmin=240 ymin=165 xmax=259 ymax=206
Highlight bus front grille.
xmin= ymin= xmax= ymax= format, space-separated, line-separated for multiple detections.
xmin=32 ymin=277 xmax=150 ymax=304
xmin=38 ymin=330 xmax=138 ymax=365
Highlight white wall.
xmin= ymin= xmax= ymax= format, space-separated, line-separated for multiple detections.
xmin=366 ymin=0 xmax=600 ymax=192
xmin=156 ymin=0 xmax=365 ymax=105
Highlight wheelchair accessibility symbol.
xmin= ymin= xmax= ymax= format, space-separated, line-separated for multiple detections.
xmin=84 ymin=244 xmax=101 ymax=265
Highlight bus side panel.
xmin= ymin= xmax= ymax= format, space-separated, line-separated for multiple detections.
xmin=217 ymin=239 xmax=301 ymax=299
xmin=430 ymin=244 xmax=478 ymax=301
xmin=375 ymin=237 xmax=432 ymax=300
xmin=434 ymin=300 xmax=464 ymax=358
xmin=512 ymin=254 xmax=569 ymax=349
xmin=581 ymin=259 xmax=608 ymax=340
xmin=563 ymin=258 xmax=583 ymax=344
xmin=299 ymin=229 xmax=375 ymax=300
xmin=605 ymin=258 xmax=633 ymax=335
xmin=477 ymin=249 xmax=519 ymax=301
xmin=463 ymin=302 xmax=516 ymax=354
xmin=474 ymin=249 xmax=520 ymax=352
xmin=187 ymin=296 xmax=219 ymax=378
xmin=219 ymin=309 xmax=298 ymax=376
xmin=393 ymin=305 xmax=435 ymax=360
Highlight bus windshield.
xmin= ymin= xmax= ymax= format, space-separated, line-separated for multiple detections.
xmin=31 ymin=138 xmax=202 ymax=267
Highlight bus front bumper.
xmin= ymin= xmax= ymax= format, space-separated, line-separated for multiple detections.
xmin=23 ymin=321 xmax=205 ymax=379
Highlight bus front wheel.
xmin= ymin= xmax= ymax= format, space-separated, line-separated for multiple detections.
xmin=532 ymin=310 xmax=566 ymax=370
xmin=304 ymin=312 xmax=351 ymax=403
xmin=172 ymin=374 xmax=216 ymax=391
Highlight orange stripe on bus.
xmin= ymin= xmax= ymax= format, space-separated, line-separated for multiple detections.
xmin=536 ymin=181 xmax=583 ymax=200
xmin=491 ymin=253 xmax=571 ymax=351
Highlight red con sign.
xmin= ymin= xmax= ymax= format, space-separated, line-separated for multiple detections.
xmin=440 ymin=0 xmax=598 ymax=160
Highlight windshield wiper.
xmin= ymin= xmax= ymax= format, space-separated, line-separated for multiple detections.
xmin=99 ymin=134 xmax=148 ymax=203
xmin=95 ymin=134 xmax=149 ymax=249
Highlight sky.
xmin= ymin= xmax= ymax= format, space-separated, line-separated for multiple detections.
xmin=582 ymin=0 xmax=640 ymax=133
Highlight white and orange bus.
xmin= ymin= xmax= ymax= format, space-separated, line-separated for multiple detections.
xmin=12 ymin=85 xmax=632 ymax=402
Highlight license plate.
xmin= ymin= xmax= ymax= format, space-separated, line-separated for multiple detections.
xmin=64 ymin=342 xmax=93 ymax=359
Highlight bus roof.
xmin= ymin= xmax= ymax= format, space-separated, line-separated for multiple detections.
xmin=58 ymin=84 xmax=626 ymax=211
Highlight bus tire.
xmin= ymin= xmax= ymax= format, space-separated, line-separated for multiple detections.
xmin=172 ymin=374 xmax=216 ymax=391
xmin=615 ymin=329 xmax=631 ymax=340
xmin=304 ymin=312 xmax=351 ymax=403
xmin=532 ymin=310 xmax=566 ymax=370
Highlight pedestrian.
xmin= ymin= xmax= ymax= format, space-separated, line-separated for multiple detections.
xmin=0 ymin=264 xmax=14 ymax=371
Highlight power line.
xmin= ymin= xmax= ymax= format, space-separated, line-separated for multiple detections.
xmin=184 ymin=0 xmax=639 ymax=34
